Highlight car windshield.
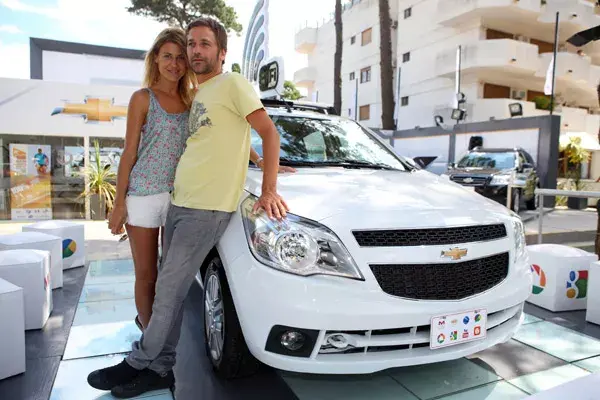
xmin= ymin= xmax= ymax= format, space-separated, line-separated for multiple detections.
xmin=456 ymin=151 xmax=516 ymax=169
xmin=250 ymin=115 xmax=409 ymax=170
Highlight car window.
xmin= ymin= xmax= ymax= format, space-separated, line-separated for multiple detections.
xmin=250 ymin=115 xmax=407 ymax=170
xmin=456 ymin=152 xmax=516 ymax=169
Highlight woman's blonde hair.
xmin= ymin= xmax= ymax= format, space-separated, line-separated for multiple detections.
xmin=142 ymin=28 xmax=197 ymax=108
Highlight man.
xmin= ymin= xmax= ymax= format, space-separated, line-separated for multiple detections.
xmin=87 ymin=17 xmax=289 ymax=398
xmin=33 ymin=148 xmax=48 ymax=174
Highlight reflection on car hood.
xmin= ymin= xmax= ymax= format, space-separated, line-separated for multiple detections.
xmin=244 ymin=168 xmax=511 ymax=221
xmin=449 ymin=167 xmax=513 ymax=175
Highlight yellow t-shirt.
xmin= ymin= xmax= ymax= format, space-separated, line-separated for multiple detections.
xmin=171 ymin=72 xmax=264 ymax=212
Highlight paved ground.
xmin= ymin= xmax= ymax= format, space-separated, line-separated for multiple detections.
xmin=1 ymin=211 xmax=599 ymax=400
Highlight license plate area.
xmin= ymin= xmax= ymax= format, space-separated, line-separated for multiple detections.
xmin=430 ymin=309 xmax=487 ymax=349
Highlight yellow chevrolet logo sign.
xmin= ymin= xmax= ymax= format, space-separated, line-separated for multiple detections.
xmin=441 ymin=247 xmax=468 ymax=260
xmin=51 ymin=97 xmax=127 ymax=122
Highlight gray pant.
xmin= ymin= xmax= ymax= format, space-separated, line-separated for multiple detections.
xmin=126 ymin=204 xmax=232 ymax=374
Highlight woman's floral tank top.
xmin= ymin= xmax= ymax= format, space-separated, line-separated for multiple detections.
xmin=128 ymin=88 xmax=189 ymax=196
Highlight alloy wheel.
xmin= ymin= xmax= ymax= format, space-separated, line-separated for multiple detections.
xmin=204 ymin=273 xmax=225 ymax=362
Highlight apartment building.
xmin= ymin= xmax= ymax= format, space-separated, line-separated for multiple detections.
xmin=294 ymin=0 xmax=398 ymax=127
xmin=293 ymin=0 xmax=600 ymax=141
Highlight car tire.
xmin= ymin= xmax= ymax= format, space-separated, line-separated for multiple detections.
xmin=203 ymin=255 xmax=260 ymax=380
xmin=525 ymin=195 xmax=538 ymax=211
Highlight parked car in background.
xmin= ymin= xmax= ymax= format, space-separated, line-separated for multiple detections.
xmin=444 ymin=147 xmax=539 ymax=213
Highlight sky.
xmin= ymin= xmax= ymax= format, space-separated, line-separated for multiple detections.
xmin=0 ymin=0 xmax=337 ymax=81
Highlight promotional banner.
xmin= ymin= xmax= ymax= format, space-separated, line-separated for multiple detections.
xmin=9 ymin=144 xmax=53 ymax=220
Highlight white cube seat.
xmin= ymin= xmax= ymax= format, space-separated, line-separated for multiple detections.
xmin=0 ymin=278 xmax=25 ymax=380
xmin=23 ymin=220 xmax=85 ymax=269
xmin=0 ymin=232 xmax=63 ymax=289
xmin=0 ymin=249 xmax=52 ymax=330
xmin=586 ymin=261 xmax=600 ymax=325
xmin=527 ymin=244 xmax=598 ymax=312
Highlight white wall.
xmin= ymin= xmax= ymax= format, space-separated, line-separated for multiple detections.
xmin=0 ymin=78 xmax=134 ymax=138
xmin=42 ymin=51 xmax=145 ymax=87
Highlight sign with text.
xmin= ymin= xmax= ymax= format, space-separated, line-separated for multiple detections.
xmin=9 ymin=144 xmax=52 ymax=220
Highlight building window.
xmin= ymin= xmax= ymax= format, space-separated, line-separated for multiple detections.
xmin=350 ymin=72 xmax=355 ymax=80
xmin=404 ymin=7 xmax=412 ymax=19
xmin=361 ymin=28 xmax=372 ymax=46
xmin=360 ymin=67 xmax=371 ymax=83
xmin=350 ymin=36 xmax=356 ymax=45
xmin=402 ymin=52 xmax=410 ymax=63
xmin=401 ymin=96 xmax=409 ymax=106
xmin=359 ymin=105 xmax=370 ymax=121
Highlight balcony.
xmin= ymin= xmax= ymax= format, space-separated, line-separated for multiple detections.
xmin=538 ymin=0 xmax=600 ymax=33
xmin=536 ymin=52 xmax=593 ymax=88
xmin=437 ymin=0 xmax=541 ymax=27
xmin=435 ymin=39 xmax=540 ymax=78
xmin=295 ymin=26 xmax=318 ymax=54
xmin=466 ymin=98 xmax=599 ymax=134
xmin=293 ymin=67 xmax=317 ymax=88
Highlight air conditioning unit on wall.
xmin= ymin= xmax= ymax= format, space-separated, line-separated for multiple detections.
xmin=511 ymin=89 xmax=526 ymax=100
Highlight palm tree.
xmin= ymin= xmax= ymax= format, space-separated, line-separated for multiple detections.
xmin=333 ymin=0 xmax=343 ymax=115
xmin=378 ymin=0 xmax=396 ymax=129
xmin=79 ymin=140 xmax=117 ymax=220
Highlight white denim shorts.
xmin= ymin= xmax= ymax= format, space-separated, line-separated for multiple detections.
xmin=126 ymin=192 xmax=171 ymax=228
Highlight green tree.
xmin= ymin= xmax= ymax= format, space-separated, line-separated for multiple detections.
xmin=127 ymin=0 xmax=243 ymax=34
xmin=283 ymin=81 xmax=302 ymax=100
xmin=231 ymin=63 xmax=241 ymax=73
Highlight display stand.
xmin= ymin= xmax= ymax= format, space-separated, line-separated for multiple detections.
xmin=23 ymin=220 xmax=85 ymax=269
xmin=527 ymin=244 xmax=598 ymax=312
xmin=0 ymin=277 xmax=25 ymax=380
xmin=586 ymin=261 xmax=600 ymax=325
xmin=0 ymin=249 xmax=52 ymax=330
xmin=0 ymin=231 xmax=63 ymax=289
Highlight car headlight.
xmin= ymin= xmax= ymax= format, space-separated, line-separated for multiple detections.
xmin=490 ymin=174 xmax=511 ymax=185
xmin=241 ymin=195 xmax=364 ymax=280
xmin=511 ymin=215 xmax=526 ymax=263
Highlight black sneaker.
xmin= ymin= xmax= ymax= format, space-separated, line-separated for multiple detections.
xmin=87 ymin=359 xmax=140 ymax=391
xmin=110 ymin=368 xmax=174 ymax=398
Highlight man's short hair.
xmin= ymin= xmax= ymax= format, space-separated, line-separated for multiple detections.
xmin=186 ymin=17 xmax=228 ymax=53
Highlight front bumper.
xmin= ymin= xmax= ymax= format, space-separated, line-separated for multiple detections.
xmin=219 ymin=236 xmax=532 ymax=374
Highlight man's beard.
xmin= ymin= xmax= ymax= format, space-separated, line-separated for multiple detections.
xmin=193 ymin=56 xmax=217 ymax=75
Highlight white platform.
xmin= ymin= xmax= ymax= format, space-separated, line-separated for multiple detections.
xmin=0 ymin=231 xmax=63 ymax=289
xmin=0 ymin=249 xmax=52 ymax=330
xmin=527 ymin=244 xmax=598 ymax=312
xmin=525 ymin=372 xmax=599 ymax=399
xmin=586 ymin=261 xmax=600 ymax=325
xmin=0 ymin=277 xmax=25 ymax=380
xmin=23 ymin=220 xmax=85 ymax=270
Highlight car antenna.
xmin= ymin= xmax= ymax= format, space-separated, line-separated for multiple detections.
xmin=275 ymin=91 xmax=293 ymax=113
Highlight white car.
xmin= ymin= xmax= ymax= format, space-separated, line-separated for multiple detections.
xmin=197 ymin=99 xmax=532 ymax=379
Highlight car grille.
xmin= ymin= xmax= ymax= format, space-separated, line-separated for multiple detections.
xmin=352 ymin=224 xmax=507 ymax=247
xmin=450 ymin=175 xmax=488 ymax=186
xmin=370 ymin=252 xmax=509 ymax=300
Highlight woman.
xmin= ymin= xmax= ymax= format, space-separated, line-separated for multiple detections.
xmin=108 ymin=27 xmax=196 ymax=330
xmin=109 ymin=28 xmax=294 ymax=330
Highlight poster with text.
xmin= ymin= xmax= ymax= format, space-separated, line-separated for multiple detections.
xmin=9 ymin=144 xmax=53 ymax=220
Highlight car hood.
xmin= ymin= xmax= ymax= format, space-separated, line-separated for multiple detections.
xmin=448 ymin=167 xmax=511 ymax=175
xmin=244 ymin=168 xmax=512 ymax=221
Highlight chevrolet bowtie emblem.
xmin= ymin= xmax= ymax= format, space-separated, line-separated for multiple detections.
xmin=441 ymin=247 xmax=468 ymax=260
xmin=51 ymin=97 xmax=127 ymax=123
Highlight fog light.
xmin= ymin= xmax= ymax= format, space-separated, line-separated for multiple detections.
xmin=280 ymin=331 xmax=305 ymax=351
